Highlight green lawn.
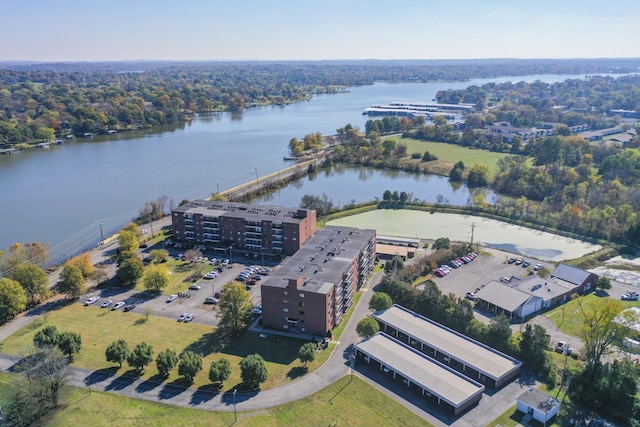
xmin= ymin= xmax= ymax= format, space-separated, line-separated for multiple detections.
xmin=396 ymin=137 xmax=517 ymax=175
xmin=0 ymin=304 xmax=330 ymax=391
xmin=546 ymin=293 xmax=640 ymax=337
xmin=33 ymin=375 xmax=429 ymax=427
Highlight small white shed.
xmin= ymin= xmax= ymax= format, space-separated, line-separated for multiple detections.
xmin=516 ymin=388 xmax=560 ymax=424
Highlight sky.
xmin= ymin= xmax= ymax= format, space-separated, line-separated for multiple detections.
xmin=2 ymin=0 xmax=639 ymax=62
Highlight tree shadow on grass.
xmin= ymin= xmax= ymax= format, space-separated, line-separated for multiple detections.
xmin=286 ymin=366 xmax=308 ymax=380
xmin=190 ymin=384 xmax=220 ymax=405
xmin=158 ymin=378 xmax=190 ymax=400
xmin=84 ymin=366 xmax=119 ymax=386
xmin=104 ymin=368 xmax=140 ymax=391
xmin=133 ymin=317 xmax=149 ymax=326
xmin=182 ymin=331 xmax=229 ymax=357
xmin=135 ymin=373 xmax=165 ymax=393
xmin=220 ymin=331 xmax=298 ymax=364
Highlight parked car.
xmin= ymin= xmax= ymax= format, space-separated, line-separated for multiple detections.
xmin=500 ymin=276 xmax=512 ymax=283
xmin=251 ymin=304 xmax=262 ymax=315
xmin=205 ymin=297 xmax=219 ymax=304
xmin=434 ymin=269 xmax=446 ymax=278
xmin=222 ymin=259 xmax=229 ymax=265
xmin=622 ymin=292 xmax=640 ymax=301
xmin=246 ymin=279 xmax=257 ymax=286
xmin=123 ymin=304 xmax=136 ymax=312
xmin=515 ymin=258 xmax=523 ymax=265
xmin=465 ymin=292 xmax=476 ymax=301
xmin=112 ymin=302 xmax=126 ymax=310
xmin=508 ymin=257 xmax=516 ymax=264
xmin=189 ymin=284 xmax=201 ymax=290
xmin=522 ymin=261 xmax=531 ymax=268
xmin=100 ymin=299 xmax=113 ymax=308
xmin=251 ymin=274 xmax=262 ymax=281
xmin=184 ymin=313 xmax=195 ymax=322
xmin=178 ymin=313 xmax=188 ymax=322
xmin=166 ymin=294 xmax=178 ymax=303
xmin=84 ymin=296 xmax=100 ymax=306
xmin=533 ymin=263 xmax=543 ymax=271
xmin=555 ymin=341 xmax=573 ymax=355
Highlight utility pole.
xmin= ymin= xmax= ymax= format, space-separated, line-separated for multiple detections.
xmin=99 ymin=221 xmax=105 ymax=244
xmin=470 ymin=222 xmax=476 ymax=247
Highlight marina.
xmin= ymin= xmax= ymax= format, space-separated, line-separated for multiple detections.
xmin=363 ymin=101 xmax=475 ymax=118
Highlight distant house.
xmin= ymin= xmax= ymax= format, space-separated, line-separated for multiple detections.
xmin=516 ymin=388 xmax=561 ymax=424
xmin=486 ymin=121 xmax=553 ymax=143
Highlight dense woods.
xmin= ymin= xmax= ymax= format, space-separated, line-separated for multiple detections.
xmin=2 ymin=59 xmax=640 ymax=144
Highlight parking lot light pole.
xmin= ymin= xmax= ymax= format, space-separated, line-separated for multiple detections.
xmin=233 ymin=389 xmax=237 ymax=422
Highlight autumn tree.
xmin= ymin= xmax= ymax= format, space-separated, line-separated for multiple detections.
xmin=466 ymin=163 xmax=490 ymax=187
xmin=0 ymin=277 xmax=27 ymax=321
xmin=149 ymin=249 xmax=169 ymax=264
xmin=142 ymin=264 xmax=170 ymax=292
xmin=216 ymin=282 xmax=252 ymax=335
xmin=577 ymin=298 xmax=625 ymax=369
xmin=118 ymin=230 xmax=139 ymax=253
xmin=67 ymin=253 xmax=95 ymax=278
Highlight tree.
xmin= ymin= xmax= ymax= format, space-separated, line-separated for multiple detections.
xmin=142 ymin=264 xmax=170 ymax=292
xmin=595 ymin=276 xmax=612 ymax=292
xmin=106 ymin=339 xmax=130 ymax=368
xmin=67 ymin=253 xmax=95 ymax=278
xmin=577 ymin=298 xmax=625 ymax=369
xmin=57 ymin=331 xmax=82 ymax=361
xmin=118 ymin=229 xmax=139 ymax=253
xmin=178 ymin=351 xmax=203 ymax=382
xmin=384 ymin=256 xmax=404 ymax=273
xmin=519 ymin=323 xmax=551 ymax=374
xmin=485 ymin=313 xmax=513 ymax=353
xmin=356 ymin=317 xmax=379 ymax=339
xmin=15 ymin=347 xmax=70 ymax=407
xmin=240 ymin=354 xmax=268 ymax=389
xmin=369 ymin=292 xmax=393 ymax=311
xmin=300 ymin=193 xmax=334 ymax=216
xmin=11 ymin=263 xmax=49 ymax=304
xmin=216 ymin=282 xmax=252 ymax=335
xmin=116 ymin=255 xmax=143 ymax=287
xmin=466 ymin=163 xmax=490 ymax=187
xmin=57 ymin=264 xmax=86 ymax=299
xmin=149 ymin=249 xmax=169 ymax=264
xmin=208 ymin=358 xmax=231 ymax=385
xmin=0 ymin=277 xmax=27 ymax=321
xmin=154 ymin=348 xmax=178 ymax=377
xmin=433 ymin=237 xmax=450 ymax=250
xmin=127 ymin=342 xmax=154 ymax=372
xmin=34 ymin=325 xmax=59 ymax=349
xmin=298 ymin=342 xmax=316 ymax=366
xmin=183 ymin=249 xmax=202 ymax=263
xmin=449 ymin=161 xmax=465 ymax=182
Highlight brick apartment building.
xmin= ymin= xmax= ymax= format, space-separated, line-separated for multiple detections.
xmin=171 ymin=200 xmax=316 ymax=256
xmin=260 ymin=226 xmax=376 ymax=336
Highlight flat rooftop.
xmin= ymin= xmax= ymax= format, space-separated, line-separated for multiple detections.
xmin=374 ymin=305 xmax=521 ymax=381
xmin=355 ymin=333 xmax=484 ymax=407
xmin=173 ymin=200 xmax=312 ymax=224
xmin=261 ymin=226 xmax=375 ymax=293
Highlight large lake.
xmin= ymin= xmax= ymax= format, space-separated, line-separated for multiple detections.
xmin=0 ymin=74 xmax=589 ymax=263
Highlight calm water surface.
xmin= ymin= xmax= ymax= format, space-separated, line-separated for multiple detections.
xmin=0 ymin=74 xmax=588 ymax=262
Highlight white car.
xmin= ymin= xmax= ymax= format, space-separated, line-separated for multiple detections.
xmin=533 ymin=263 xmax=543 ymax=271
xmin=84 ymin=296 xmax=100 ymax=306
xmin=100 ymin=299 xmax=113 ymax=308
xmin=166 ymin=294 xmax=178 ymax=303
xmin=178 ymin=313 xmax=188 ymax=322
xmin=251 ymin=304 xmax=263 ymax=315
xmin=205 ymin=297 xmax=219 ymax=304
xmin=184 ymin=313 xmax=195 ymax=322
xmin=112 ymin=302 xmax=126 ymax=310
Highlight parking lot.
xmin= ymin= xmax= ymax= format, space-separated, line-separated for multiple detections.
xmin=416 ymin=247 xmax=554 ymax=301
xmin=83 ymin=258 xmax=267 ymax=327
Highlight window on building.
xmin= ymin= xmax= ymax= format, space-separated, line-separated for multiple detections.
xmin=283 ymin=290 xmax=288 ymax=295
xmin=282 ymin=299 xmax=288 ymax=304
xmin=283 ymin=308 xmax=289 ymax=313
xmin=299 ymin=302 xmax=304 ymax=307
xmin=283 ymin=325 xmax=289 ymax=329
xmin=299 ymin=293 xmax=304 ymax=298
xmin=298 ymin=311 xmax=304 ymax=316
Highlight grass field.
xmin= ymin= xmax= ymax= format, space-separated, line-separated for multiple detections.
xmin=4 ymin=374 xmax=429 ymax=427
xmin=0 ymin=304 xmax=331 ymax=391
xmin=396 ymin=137 xmax=516 ymax=175
xmin=546 ymin=293 xmax=640 ymax=337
